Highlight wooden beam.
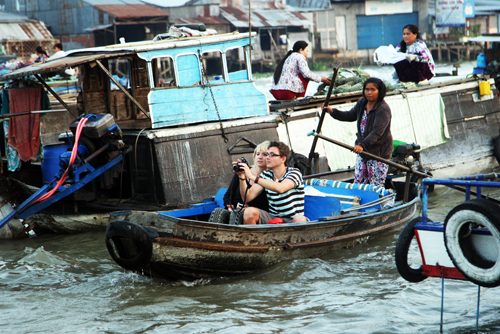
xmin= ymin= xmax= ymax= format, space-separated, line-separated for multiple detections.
xmin=94 ymin=59 xmax=151 ymax=119
xmin=114 ymin=20 xmax=169 ymax=26
xmin=34 ymin=74 xmax=77 ymax=118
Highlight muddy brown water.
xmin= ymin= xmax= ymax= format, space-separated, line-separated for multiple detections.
xmin=2 ymin=186 xmax=500 ymax=334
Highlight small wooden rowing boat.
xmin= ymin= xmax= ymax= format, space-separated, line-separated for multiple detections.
xmin=105 ymin=179 xmax=418 ymax=280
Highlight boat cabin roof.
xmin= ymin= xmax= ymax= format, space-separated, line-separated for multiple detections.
xmin=1 ymin=31 xmax=255 ymax=81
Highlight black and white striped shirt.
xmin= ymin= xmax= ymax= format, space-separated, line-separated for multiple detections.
xmin=261 ymin=167 xmax=305 ymax=218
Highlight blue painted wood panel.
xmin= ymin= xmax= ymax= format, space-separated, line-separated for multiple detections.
xmin=149 ymin=82 xmax=268 ymax=128
xmin=177 ymin=54 xmax=201 ymax=86
xmin=357 ymin=13 xmax=418 ymax=49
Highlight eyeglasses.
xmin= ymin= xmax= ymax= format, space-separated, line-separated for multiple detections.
xmin=264 ymin=153 xmax=281 ymax=158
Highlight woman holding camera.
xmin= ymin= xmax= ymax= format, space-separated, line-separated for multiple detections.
xmin=223 ymin=141 xmax=270 ymax=212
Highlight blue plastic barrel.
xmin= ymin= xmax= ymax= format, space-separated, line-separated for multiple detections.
xmin=41 ymin=143 xmax=71 ymax=184
xmin=477 ymin=53 xmax=486 ymax=69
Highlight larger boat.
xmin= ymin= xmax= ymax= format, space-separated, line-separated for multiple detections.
xmin=0 ymin=28 xmax=498 ymax=238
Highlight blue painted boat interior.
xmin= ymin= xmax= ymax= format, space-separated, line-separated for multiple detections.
xmin=159 ymin=183 xmax=387 ymax=222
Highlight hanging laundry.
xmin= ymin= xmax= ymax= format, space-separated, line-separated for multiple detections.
xmin=8 ymin=87 xmax=42 ymax=162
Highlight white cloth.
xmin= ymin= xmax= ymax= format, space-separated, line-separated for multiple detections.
xmin=47 ymin=50 xmax=66 ymax=61
xmin=373 ymin=45 xmax=406 ymax=65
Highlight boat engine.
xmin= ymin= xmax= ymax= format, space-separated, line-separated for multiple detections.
xmin=42 ymin=114 xmax=130 ymax=200
xmin=391 ymin=142 xmax=422 ymax=169
xmin=390 ymin=142 xmax=434 ymax=191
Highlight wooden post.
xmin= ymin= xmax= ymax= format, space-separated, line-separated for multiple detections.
xmin=307 ymin=62 xmax=341 ymax=175
xmin=34 ymin=74 xmax=77 ymax=118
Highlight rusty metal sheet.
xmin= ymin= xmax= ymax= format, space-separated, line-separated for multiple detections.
xmin=174 ymin=16 xmax=230 ymax=26
xmin=94 ymin=5 xmax=170 ymax=18
xmin=1 ymin=51 xmax=134 ymax=80
xmin=0 ymin=22 xmax=53 ymax=42
xmin=220 ymin=7 xmax=313 ymax=28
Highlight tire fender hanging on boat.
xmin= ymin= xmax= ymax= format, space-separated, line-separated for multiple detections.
xmin=444 ymin=198 xmax=500 ymax=287
xmin=493 ymin=135 xmax=500 ymax=165
xmin=105 ymin=220 xmax=154 ymax=272
xmin=395 ymin=216 xmax=428 ymax=283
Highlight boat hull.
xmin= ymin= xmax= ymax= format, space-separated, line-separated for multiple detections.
xmin=108 ymin=197 xmax=418 ymax=280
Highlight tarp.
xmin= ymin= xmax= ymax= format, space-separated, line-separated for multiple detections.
xmin=469 ymin=35 xmax=500 ymax=43
xmin=321 ymin=93 xmax=450 ymax=170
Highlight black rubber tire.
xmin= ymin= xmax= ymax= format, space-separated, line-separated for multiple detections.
xmin=208 ymin=208 xmax=229 ymax=224
xmin=105 ymin=220 xmax=153 ymax=272
xmin=395 ymin=216 xmax=428 ymax=283
xmin=493 ymin=135 xmax=500 ymax=165
xmin=229 ymin=209 xmax=244 ymax=225
xmin=444 ymin=198 xmax=500 ymax=287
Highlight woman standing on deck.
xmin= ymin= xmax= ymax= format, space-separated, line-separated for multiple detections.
xmin=392 ymin=24 xmax=435 ymax=84
xmin=270 ymin=40 xmax=331 ymax=100
xmin=322 ymin=78 xmax=392 ymax=187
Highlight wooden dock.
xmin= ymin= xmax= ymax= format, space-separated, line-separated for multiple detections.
xmin=428 ymin=41 xmax=483 ymax=62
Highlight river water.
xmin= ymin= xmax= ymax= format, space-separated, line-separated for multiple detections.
xmin=3 ymin=187 xmax=500 ymax=334
xmin=2 ymin=61 xmax=499 ymax=334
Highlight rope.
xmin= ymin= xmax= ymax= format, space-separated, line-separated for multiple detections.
xmin=198 ymin=50 xmax=229 ymax=143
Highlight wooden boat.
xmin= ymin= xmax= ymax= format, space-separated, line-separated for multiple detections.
xmin=270 ymin=76 xmax=500 ymax=179
xmin=0 ymin=26 xmax=498 ymax=239
xmin=105 ymin=179 xmax=418 ymax=280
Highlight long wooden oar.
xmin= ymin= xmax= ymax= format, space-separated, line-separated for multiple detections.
xmin=307 ymin=62 xmax=341 ymax=175
xmin=308 ymin=130 xmax=500 ymax=204
xmin=308 ymin=130 xmax=429 ymax=178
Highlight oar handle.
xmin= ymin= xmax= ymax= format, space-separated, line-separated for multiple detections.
xmin=307 ymin=62 xmax=341 ymax=175
xmin=311 ymin=131 xmax=430 ymax=179
xmin=323 ymin=62 xmax=341 ymax=107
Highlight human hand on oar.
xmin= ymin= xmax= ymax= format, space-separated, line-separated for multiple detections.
xmin=353 ymin=145 xmax=363 ymax=154
xmin=322 ymin=105 xmax=333 ymax=114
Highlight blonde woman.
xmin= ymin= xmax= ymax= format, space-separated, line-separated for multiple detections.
xmin=223 ymin=140 xmax=270 ymax=212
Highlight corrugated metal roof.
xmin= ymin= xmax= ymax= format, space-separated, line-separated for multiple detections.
xmin=84 ymin=24 xmax=114 ymax=32
xmin=0 ymin=21 xmax=54 ymax=42
xmin=94 ymin=4 xmax=170 ymax=18
xmin=1 ymin=51 xmax=135 ymax=81
xmin=174 ymin=16 xmax=229 ymax=26
xmin=220 ymin=7 xmax=313 ymax=29
xmin=140 ymin=0 xmax=192 ymax=7
xmin=1 ymin=31 xmax=254 ymax=80
xmin=0 ymin=10 xmax=37 ymax=23
xmin=83 ymin=0 xmax=144 ymax=5
xmin=287 ymin=0 xmax=330 ymax=8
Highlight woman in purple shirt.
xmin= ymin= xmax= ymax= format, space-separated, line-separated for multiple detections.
xmin=393 ymin=24 xmax=435 ymax=84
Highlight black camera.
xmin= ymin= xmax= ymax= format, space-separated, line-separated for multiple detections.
xmin=233 ymin=157 xmax=248 ymax=172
